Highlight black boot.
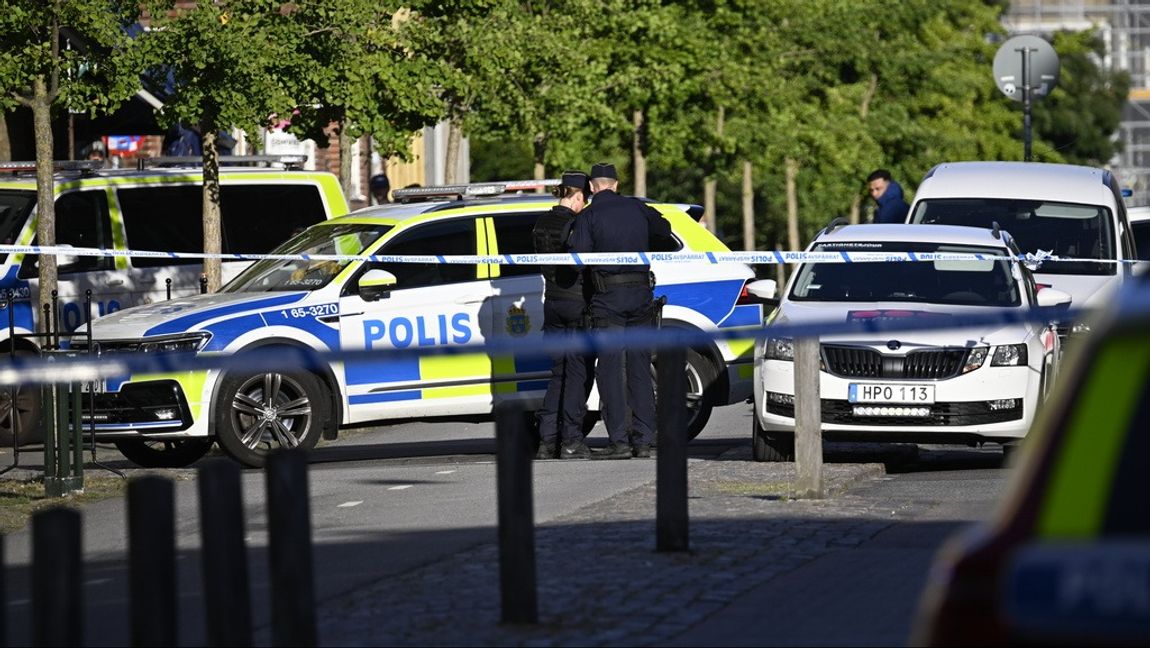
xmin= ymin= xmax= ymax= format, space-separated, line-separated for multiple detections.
xmin=559 ymin=440 xmax=591 ymax=459
xmin=535 ymin=442 xmax=557 ymax=460
xmin=592 ymin=442 xmax=632 ymax=460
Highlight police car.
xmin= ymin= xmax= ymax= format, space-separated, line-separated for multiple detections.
xmin=749 ymin=223 xmax=1069 ymax=461
xmin=77 ymin=181 xmax=762 ymax=467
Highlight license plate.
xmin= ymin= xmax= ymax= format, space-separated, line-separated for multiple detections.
xmin=848 ymin=383 xmax=935 ymax=403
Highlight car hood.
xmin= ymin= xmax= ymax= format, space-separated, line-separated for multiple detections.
xmin=82 ymin=291 xmax=310 ymax=340
xmin=772 ymin=300 xmax=1034 ymax=347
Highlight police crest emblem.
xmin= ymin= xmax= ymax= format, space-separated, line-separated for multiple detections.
xmin=505 ymin=304 xmax=531 ymax=336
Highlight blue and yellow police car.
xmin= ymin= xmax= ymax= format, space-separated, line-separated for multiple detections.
xmin=76 ymin=181 xmax=762 ymax=467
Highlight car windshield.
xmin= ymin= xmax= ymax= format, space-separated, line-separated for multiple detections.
xmin=790 ymin=242 xmax=1022 ymax=307
xmin=0 ymin=190 xmax=35 ymax=264
xmin=911 ymin=198 xmax=1114 ymax=276
xmin=224 ymin=223 xmax=393 ymax=292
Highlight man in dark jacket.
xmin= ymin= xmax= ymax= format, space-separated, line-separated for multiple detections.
xmin=532 ymin=171 xmax=593 ymax=460
xmin=867 ymin=169 xmax=911 ymax=224
xmin=571 ymin=162 xmax=674 ymax=459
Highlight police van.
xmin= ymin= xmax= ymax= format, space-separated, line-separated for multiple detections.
xmin=76 ymin=181 xmax=762 ymax=467
xmin=0 ymin=156 xmax=348 ymax=445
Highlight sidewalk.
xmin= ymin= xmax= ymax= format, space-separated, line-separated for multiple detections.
xmin=315 ymin=449 xmax=905 ymax=647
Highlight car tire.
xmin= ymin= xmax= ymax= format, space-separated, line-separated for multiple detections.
xmin=652 ymin=347 xmax=718 ymax=441
xmin=214 ymin=369 xmax=328 ymax=468
xmin=0 ymin=352 xmax=43 ymax=446
xmin=115 ymin=438 xmax=213 ymax=468
xmin=752 ymin=413 xmax=794 ymax=462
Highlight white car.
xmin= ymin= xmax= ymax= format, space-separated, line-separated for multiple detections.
xmin=749 ymin=223 xmax=1070 ymax=461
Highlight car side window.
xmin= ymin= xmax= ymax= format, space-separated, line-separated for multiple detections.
xmin=19 ymin=190 xmax=113 ymax=278
xmin=119 ymin=183 xmax=328 ymax=268
xmin=373 ymin=218 xmax=479 ymax=289
xmin=491 ymin=212 xmax=546 ymax=278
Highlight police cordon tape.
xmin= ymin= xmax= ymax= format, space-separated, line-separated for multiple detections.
xmin=0 ymin=243 xmax=1140 ymax=267
xmin=0 ymin=297 xmax=1126 ymax=388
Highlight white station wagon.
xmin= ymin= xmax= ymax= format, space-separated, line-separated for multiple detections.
xmin=750 ymin=223 xmax=1070 ymax=461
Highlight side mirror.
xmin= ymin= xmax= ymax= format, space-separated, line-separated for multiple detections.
xmin=746 ymin=279 xmax=778 ymax=301
xmin=358 ymin=269 xmax=397 ymax=302
xmin=1036 ymin=287 xmax=1072 ymax=308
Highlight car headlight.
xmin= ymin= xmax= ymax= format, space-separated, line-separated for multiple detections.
xmin=962 ymin=347 xmax=988 ymax=374
xmin=764 ymin=337 xmax=794 ymax=361
xmin=137 ymin=333 xmax=210 ymax=354
xmin=991 ymin=344 xmax=1028 ymax=367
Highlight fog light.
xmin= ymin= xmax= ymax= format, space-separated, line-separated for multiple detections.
xmin=768 ymin=392 xmax=794 ymax=405
xmin=154 ymin=408 xmax=177 ymax=421
xmin=988 ymin=398 xmax=1017 ymax=411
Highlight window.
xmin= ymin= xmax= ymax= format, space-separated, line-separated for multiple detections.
xmin=0 ymin=190 xmax=35 ymax=264
xmin=491 ymin=212 xmax=545 ymax=277
xmin=375 ymin=218 xmax=479 ymax=289
xmin=18 ymin=190 xmax=112 ymax=277
xmin=119 ymin=184 xmax=327 ymax=268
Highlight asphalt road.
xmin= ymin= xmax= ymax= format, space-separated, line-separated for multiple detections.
xmin=0 ymin=404 xmax=1010 ymax=646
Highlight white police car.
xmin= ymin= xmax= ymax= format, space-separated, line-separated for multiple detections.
xmin=77 ymin=181 xmax=762 ymax=467
xmin=750 ymin=223 xmax=1070 ymax=461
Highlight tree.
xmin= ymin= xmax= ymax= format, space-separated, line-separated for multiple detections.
xmin=279 ymin=1 xmax=444 ymax=196
xmin=0 ymin=0 xmax=144 ymax=327
xmin=133 ymin=0 xmax=302 ymax=291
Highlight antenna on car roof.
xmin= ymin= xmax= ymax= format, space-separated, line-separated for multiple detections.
xmin=991 ymin=220 xmax=1002 ymax=239
xmin=135 ymin=154 xmax=308 ymax=171
xmin=392 ymin=179 xmax=561 ymax=204
xmin=824 ymin=216 xmax=850 ymax=234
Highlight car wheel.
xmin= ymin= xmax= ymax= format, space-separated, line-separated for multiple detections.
xmin=214 ymin=370 xmax=328 ymax=468
xmin=652 ymin=347 xmax=718 ymax=441
xmin=115 ymin=438 xmax=213 ymax=468
xmin=752 ymin=412 xmax=794 ymax=462
xmin=0 ymin=378 xmax=42 ymax=447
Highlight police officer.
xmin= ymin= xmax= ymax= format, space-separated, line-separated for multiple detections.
xmin=532 ymin=171 xmax=594 ymax=460
xmin=571 ymin=162 xmax=673 ymax=459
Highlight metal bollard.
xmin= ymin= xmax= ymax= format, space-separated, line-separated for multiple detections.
xmin=266 ymin=448 xmax=317 ymax=647
xmin=31 ymin=507 xmax=82 ymax=647
xmin=165 ymin=277 xmax=172 ymax=301
xmin=128 ymin=476 xmax=177 ymax=647
xmin=42 ymin=351 xmax=84 ymax=497
xmin=0 ymin=534 xmax=6 ymax=648
xmin=198 ymin=459 xmax=252 ymax=647
xmin=494 ymin=404 xmax=538 ymax=624
xmin=656 ymin=347 xmax=689 ymax=552
xmin=199 ymin=274 xmax=208 ymax=295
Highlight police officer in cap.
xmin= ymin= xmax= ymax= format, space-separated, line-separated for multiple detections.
xmin=571 ymin=162 xmax=673 ymax=459
xmin=532 ymin=171 xmax=594 ymax=460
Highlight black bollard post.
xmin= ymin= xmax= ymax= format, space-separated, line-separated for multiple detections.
xmin=31 ymin=507 xmax=82 ymax=647
xmin=199 ymin=274 xmax=208 ymax=295
xmin=495 ymin=404 xmax=538 ymax=624
xmin=165 ymin=277 xmax=172 ymax=301
xmin=656 ymin=347 xmax=689 ymax=552
xmin=197 ymin=459 xmax=252 ymax=647
xmin=0 ymin=534 xmax=6 ymax=648
xmin=266 ymin=448 xmax=317 ymax=647
xmin=128 ymin=476 xmax=177 ymax=647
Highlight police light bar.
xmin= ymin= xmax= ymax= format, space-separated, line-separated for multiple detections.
xmin=393 ymin=179 xmax=563 ymax=202
xmin=0 ymin=160 xmax=104 ymax=174
xmin=136 ymin=155 xmax=309 ymax=170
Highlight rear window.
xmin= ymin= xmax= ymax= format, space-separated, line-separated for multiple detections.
xmin=119 ymin=184 xmax=327 ymax=267
xmin=911 ymin=198 xmax=1115 ymax=276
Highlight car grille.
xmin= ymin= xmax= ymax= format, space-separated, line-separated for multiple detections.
xmin=766 ymin=399 xmax=1023 ymax=426
xmin=822 ymin=345 xmax=967 ymax=380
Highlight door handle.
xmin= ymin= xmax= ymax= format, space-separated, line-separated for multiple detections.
xmin=106 ymin=279 xmax=124 ymax=286
xmin=455 ymin=297 xmax=485 ymax=305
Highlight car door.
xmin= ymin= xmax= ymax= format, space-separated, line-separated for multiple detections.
xmin=337 ymin=216 xmax=494 ymax=423
xmin=19 ymin=188 xmax=123 ymax=331
xmin=484 ymin=212 xmax=552 ymax=403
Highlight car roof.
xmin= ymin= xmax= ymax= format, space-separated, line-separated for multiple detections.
xmin=1127 ymin=205 xmax=1150 ymax=222
xmin=916 ymin=161 xmax=1114 ymax=205
xmin=814 ymin=223 xmax=1012 ymax=248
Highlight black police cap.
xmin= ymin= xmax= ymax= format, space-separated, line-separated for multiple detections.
xmin=561 ymin=170 xmax=589 ymax=191
xmin=590 ymin=162 xmax=617 ymax=180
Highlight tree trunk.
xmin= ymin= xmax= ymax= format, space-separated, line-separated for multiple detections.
xmin=702 ymin=107 xmax=725 ymax=234
xmin=201 ymin=129 xmax=222 ymax=292
xmin=848 ymin=194 xmax=862 ymax=225
xmin=632 ymin=109 xmax=647 ymax=197
xmin=785 ymin=157 xmax=800 ymax=253
xmin=532 ymin=134 xmax=546 ymax=182
xmin=338 ymin=118 xmax=353 ymax=200
xmin=742 ymin=160 xmax=755 ymax=251
xmin=32 ymin=77 xmax=57 ymax=333
xmin=444 ymin=120 xmax=462 ymax=185
xmin=0 ymin=112 xmax=11 ymax=161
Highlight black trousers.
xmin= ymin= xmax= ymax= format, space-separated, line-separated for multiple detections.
xmin=590 ymin=285 xmax=656 ymax=447
xmin=536 ymin=298 xmax=593 ymax=444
